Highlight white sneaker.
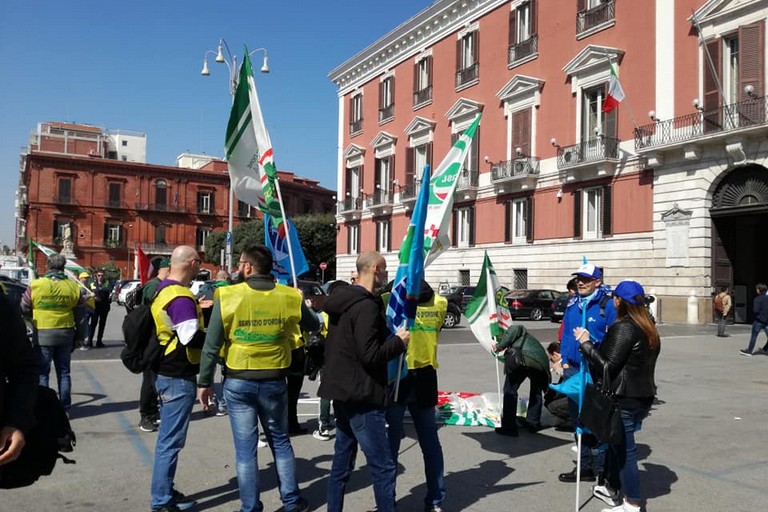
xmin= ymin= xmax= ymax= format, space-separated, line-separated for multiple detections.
xmin=601 ymin=500 xmax=641 ymax=512
xmin=592 ymin=484 xmax=621 ymax=507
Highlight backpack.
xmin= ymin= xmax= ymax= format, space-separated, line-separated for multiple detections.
xmin=714 ymin=294 xmax=724 ymax=312
xmin=304 ymin=331 xmax=326 ymax=381
xmin=0 ymin=386 xmax=76 ymax=489
xmin=123 ymin=283 xmax=145 ymax=312
xmin=120 ymin=301 xmax=164 ymax=374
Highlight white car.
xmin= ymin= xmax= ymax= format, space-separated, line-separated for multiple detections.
xmin=116 ymin=280 xmax=141 ymax=305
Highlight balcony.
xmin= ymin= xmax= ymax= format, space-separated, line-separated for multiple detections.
xmin=508 ymin=36 xmax=538 ymax=67
xmin=105 ymin=200 xmax=128 ymax=209
xmin=413 ymin=86 xmax=432 ymax=108
xmin=365 ymin=188 xmax=394 ymax=216
xmin=576 ymin=0 xmax=615 ymax=38
xmin=400 ymin=181 xmax=421 ymax=210
xmin=54 ymin=196 xmax=80 ymax=208
xmin=337 ymin=196 xmax=363 ymax=221
xmin=634 ymin=95 xmax=768 ymax=166
xmin=134 ymin=203 xmax=188 ymax=214
xmin=455 ymin=170 xmax=480 ymax=201
xmin=141 ymin=243 xmax=173 ymax=254
xmin=196 ymin=206 xmax=217 ymax=216
xmin=456 ymin=63 xmax=479 ymax=90
xmin=378 ymin=104 xmax=394 ymax=124
xmin=349 ymin=119 xmax=363 ymax=136
xmin=491 ymin=157 xmax=540 ymax=193
xmin=103 ymin=239 xmax=126 ymax=249
xmin=557 ymin=137 xmax=620 ymax=181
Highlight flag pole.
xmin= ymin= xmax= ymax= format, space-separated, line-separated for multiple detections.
xmin=271 ymin=177 xmax=298 ymax=286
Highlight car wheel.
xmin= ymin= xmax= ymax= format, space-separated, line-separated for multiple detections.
xmin=529 ymin=307 xmax=543 ymax=321
xmin=443 ymin=311 xmax=458 ymax=328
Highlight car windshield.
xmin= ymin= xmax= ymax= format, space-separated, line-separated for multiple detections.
xmin=506 ymin=290 xmax=531 ymax=299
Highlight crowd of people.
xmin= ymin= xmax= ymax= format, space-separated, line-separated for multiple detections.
xmin=10 ymin=245 xmax=768 ymax=511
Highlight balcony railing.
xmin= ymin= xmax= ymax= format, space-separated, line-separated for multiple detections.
xmin=456 ymin=63 xmax=479 ymax=88
xmin=491 ymin=157 xmax=540 ymax=182
xmin=634 ymin=95 xmax=768 ymax=151
xmin=378 ymin=104 xmax=394 ymax=123
xmin=508 ymin=35 xmax=538 ymax=65
xmin=349 ymin=119 xmax=363 ymax=135
xmin=103 ymin=239 xmax=126 ymax=249
xmin=365 ymin=189 xmax=393 ymax=208
xmin=557 ymin=137 xmax=620 ymax=169
xmin=337 ymin=196 xmax=363 ymax=215
xmin=105 ymin=200 xmax=128 ymax=209
xmin=577 ymin=0 xmax=615 ymax=35
xmin=456 ymin=170 xmax=479 ymax=190
xmin=141 ymin=243 xmax=173 ymax=253
xmin=134 ymin=203 xmax=188 ymax=213
xmin=54 ymin=196 xmax=79 ymax=206
xmin=196 ymin=206 xmax=216 ymax=215
xmin=400 ymin=181 xmax=421 ymax=203
xmin=413 ymin=86 xmax=432 ymax=107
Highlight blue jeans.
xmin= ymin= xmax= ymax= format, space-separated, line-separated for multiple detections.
xmin=386 ymin=393 xmax=445 ymax=509
xmin=608 ymin=404 xmax=650 ymax=502
xmin=150 ymin=375 xmax=196 ymax=510
xmin=328 ymin=401 xmax=397 ymax=512
xmin=224 ymin=377 xmax=302 ymax=512
xmin=746 ymin=320 xmax=768 ymax=353
xmin=38 ymin=345 xmax=72 ymax=409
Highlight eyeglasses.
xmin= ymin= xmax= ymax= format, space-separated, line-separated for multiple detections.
xmin=575 ymin=276 xmax=596 ymax=283
xmin=238 ymin=260 xmax=249 ymax=266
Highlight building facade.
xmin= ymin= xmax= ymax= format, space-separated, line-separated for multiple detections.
xmin=329 ymin=0 xmax=768 ymax=323
xmin=16 ymin=122 xmax=336 ymax=277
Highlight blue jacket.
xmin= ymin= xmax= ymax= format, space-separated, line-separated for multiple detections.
xmin=754 ymin=293 xmax=768 ymax=324
xmin=561 ymin=287 xmax=617 ymax=368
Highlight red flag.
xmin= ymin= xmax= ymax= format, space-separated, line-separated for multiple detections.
xmin=137 ymin=244 xmax=151 ymax=284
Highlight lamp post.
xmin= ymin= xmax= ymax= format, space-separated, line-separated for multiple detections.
xmin=201 ymin=39 xmax=269 ymax=272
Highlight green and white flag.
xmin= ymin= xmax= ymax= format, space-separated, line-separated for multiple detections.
xmin=224 ymin=48 xmax=282 ymax=220
xmin=465 ymin=251 xmax=512 ymax=358
xmin=27 ymin=237 xmax=36 ymax=280
xmin=423 ymin=113 xmax=481 ymax=267
xmin=32 ymin=241 xmax=87 ymax=274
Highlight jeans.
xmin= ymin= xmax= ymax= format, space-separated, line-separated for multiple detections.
xmin=501 ymin=366 xmax=547 ymax=431
xmin=38 ymin=345 xmax=72 ymax=409
xmin=224 ymin=377 xmax=303 ymax=512
xmin=328 ymin=401 xmax=397 ymax=512
xmin=88 ymin=303 xmax=109 ymax=344
xmin=287 ymin=373 xmax=304 ymax=430
xmin=716 ymin=311 xmax=728 ymax=337
xmin=319 ymin=398 xmax=333 ymax=430
xmin=139 ymin=368 xmax=158 ymax=419
xmin=386 ymin=389 xmax=445 ymax=509
xmin=746 ymin=320 xmax=768 ymax=353
xmin=215 ymin=363 xmax=227 ymax=410
xmin=607 ymin=404 xmax=650 ymax=502
xmin=150 ymin=375 xmax=196 ymax=510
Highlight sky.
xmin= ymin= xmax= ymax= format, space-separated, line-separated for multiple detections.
xmin=0 ymin=0 xmax=434 ymax=250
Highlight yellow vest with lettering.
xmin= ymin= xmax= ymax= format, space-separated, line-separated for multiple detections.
xmin=219 ymin=282 xmax=302 ymax=371
xmin=31 ymin=277 xmax=81 ymax=330
xmin=151 ymin=284 xmax=203 ymax=364
xmin=408 ymin=295 xmax=447 ymax=370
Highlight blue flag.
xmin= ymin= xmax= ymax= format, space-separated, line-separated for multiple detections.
xmin=386 ymin=165 xmax=431 ymax=385
xmin=264 ymin=214 xmax=309 ymax=284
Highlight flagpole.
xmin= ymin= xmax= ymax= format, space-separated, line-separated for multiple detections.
xmin=272 ymin=178 xmax=299 ymax=285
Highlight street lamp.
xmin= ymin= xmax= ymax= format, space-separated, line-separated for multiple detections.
xmin=201 ymin=39 xmax=269 ymax=272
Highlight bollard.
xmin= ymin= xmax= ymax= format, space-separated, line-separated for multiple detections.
xmin=687 ymin=290 xmax=698 ymax=324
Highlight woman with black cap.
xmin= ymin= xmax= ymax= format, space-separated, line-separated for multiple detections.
xmin=574 ymin=280 xmax=661 ymax=512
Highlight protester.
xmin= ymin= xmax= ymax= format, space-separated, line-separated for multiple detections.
xmin=544 ymin=342 xmax=572 ymax=431
xmin=558 ymin=277 xmax=579 ymax=342
xmin=149 ymin=246 xmax=206 ymax=512
xmin=22 ymin=253 xmax=87 ymax=410
xmin=196 ymin=269 xmax=230 ymax=416
xmin=576 ymin=279 xmax=661 ymax=512
xmin=713 ymin=286 xmax=731 ymax=338
xmin=138 ymin=258 xmax=171 ymax=433
xmin=493 ymin=324 xmax=549 ymax=436
xmin=384 ymin=280 xmax=447 ymax=512
xmin=0 ymin=290 xmax=39 ymax=477
xmin=287 ymin=319 xmax=309 ymax=436
xmin=76 ymin=272 xmax=95 ymax=350
xmin=319 ymin=251 xmax=409 ymax=512
xmin=741 ymin=282 xmax=768 ymax=356
xmin=87 ymin=269 xmax=113 ymax=348
xmin=558 ymin=263 xmax=616 ymax=483
xmin=198 ymin=245 xmax=318 ymax=512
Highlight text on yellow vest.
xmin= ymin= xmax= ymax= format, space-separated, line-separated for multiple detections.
xmin=31 ymin=277 xmax=81 ymax=329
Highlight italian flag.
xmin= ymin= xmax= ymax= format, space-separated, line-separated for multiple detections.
xmin=602 ymin=63 xmax=625 ymax=113
xmin=465 ymin=251 xmax=513 ymax=359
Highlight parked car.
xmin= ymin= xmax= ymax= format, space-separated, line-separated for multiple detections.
xmin=297 ymin=280 xmax=327 ymax=312
xmin=441 ymin=285 xmax=476 ymax=313
xmin=110 ymin=279 xmax=133 ymax=303
xmin=442 ymin=296 xmax=462 ymax=328
xmin=0 ymin=275 xmax=27 ymax=305
xmin=116 ymin=280 xmax=141 ymax=305
xmin=550 ymin=292 xmax=572 ymax=322
xmin=504 ymin=289 xmax=563 ymax=321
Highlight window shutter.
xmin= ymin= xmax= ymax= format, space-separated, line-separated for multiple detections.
xmin=577 ymin=0 xmax=586 ymax=12
xmin=406 ymin=147 xmax=415 ymax=187
xmin=530 ymin=0 xmax=538 ymax=36
xmin=426 ymin=56 xmax=432 ymax=87
xmin=374 ymin=158 xmax=381 ymax=187
xmin=470 ymin=126 xmax=480 ymax=172
xmin=390 ymin=77 xmax=395 ymax=108
xmin=513 ymin=109 xmax=532 ymax=156
xmin=347 ymin=226 xmax=352 ymax=254
xmin=573 ymin=191 xmax=582 ymax=239
xmin=509 ymin=8 xmax=518 ymax=46
xmin=413 ymin=61 xmax=419 ymax=93
xmin=451 ymin=209 xmax=458 ymax=247
xmin=120 ymin=225 xmax=126 ymax=243
xmin=604 ymin=98 xmax=618 ymax=138
xmin=703 ymin=39 xmax=722 ymax=111
xmin=376 ymin=222 xmax=380 ymax=251
xmin=379 ymin=80 xmax=385 ymax=111
xmin=469 ymin=206 xmax=476 ymax=247
xmin=504 ymin=201 xmax=512 ymax=243
xmin=426 ymin=141 xmax=433 ymax=170
xmin=602 ymin=185 xmax=612 ymax=237
xmin=357 ymin=224 xmax=362 ymax=253
xmin=388 ymin=155 xmax=396 ymax=194
xmin=456 ymin=38 xmax=462 ymax=72
xmin=387 ymin=220 xmax=392 ymax=252
xmin=739 ymin=22 xmax=765 ymax=99
xmin=103 ymin=223 xmax=108 ymax=242
xmin=526 ymin=196 xmax=534 ymax=243
xmin=473 ymin=30 xmax=479 ymax=66
xmin=210 ymin=192 xmax=214 ymax=211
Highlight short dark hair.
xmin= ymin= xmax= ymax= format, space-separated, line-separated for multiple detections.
xmin=566 ymin=277 xmax=578 ymax=292
xmin=240 ymin=245 xmax=273 ymax=275
xmin=757 ymin=283 xmax=768 ymax=295
xmin=546 ymin=342 xmax=561 ymax=355
xmin=327 ymin=280 xmax=350 ymax=296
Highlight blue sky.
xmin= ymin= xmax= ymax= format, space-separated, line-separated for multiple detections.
xmin=0 ymin=0 xmax=433 ymax=249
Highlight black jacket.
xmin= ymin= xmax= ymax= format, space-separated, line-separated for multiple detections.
xmin=318 ymin=284 xmax=406 ymax=407
xmin=754 ymin=294 xmax=768 ymax=324
xmin=579 ymin=319 xmax=659 ymax=399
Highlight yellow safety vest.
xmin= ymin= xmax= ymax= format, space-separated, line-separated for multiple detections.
xmin=219 ymin=282 xmax=302 ymax=371
xmin=380 ymin=292 xmax=447 ymax=369
xmin=31 ymin=277 xmax=81 ymax=330
xmin=151 ymin=284 xmax=203 ymax=364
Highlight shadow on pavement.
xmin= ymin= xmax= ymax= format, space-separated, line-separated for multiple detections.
xmin=462 ymin=428 xmax=572 ymax=458
xmin=186 ymin=476 xmax=239 ymax=511
xmin=68 ymin=394 xmax=139 ymax=419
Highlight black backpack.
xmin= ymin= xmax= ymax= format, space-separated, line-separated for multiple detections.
xmin=123 ymin=283 xmax=145 ymax=312
xmin=304 ymin=331 xmax=326 ymax=381
xmin=120 ymin=301 xmax=164 ymax=374
xmin=0 ymin=386 xmax=76 ymax=489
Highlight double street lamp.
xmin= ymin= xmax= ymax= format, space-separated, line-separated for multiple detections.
xmin=201 ymin=39 xmax=269 ymax=271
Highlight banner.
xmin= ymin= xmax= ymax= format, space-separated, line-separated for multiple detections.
xmin=264 ymin=214 xmax=309 ymax=284
xmin=465 ymin=251 xmax=512 ymax=358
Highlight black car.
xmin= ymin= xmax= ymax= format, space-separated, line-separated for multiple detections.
xmin=442 ymin=285 xmax=476 ymax=313
xmin=550 ymin=292 xmax=572 ymax=322
xmin=297 ymin=280 xmax=327 ymax=312
xmin=505 ymin=289 xmax=563 ymax=321
xmin=443 ymin=297 xmax=462 ymax=328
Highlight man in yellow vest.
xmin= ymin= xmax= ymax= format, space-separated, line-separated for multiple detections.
xmin=384 ymin=280 xmax=448 ymax=512
xmin=149 ymin=246 xmax=206 ymax=512
xmin=197 ymin=244 xmax=319 ymax=512
xmin=21 ymin=253 xmax=86 ymax=410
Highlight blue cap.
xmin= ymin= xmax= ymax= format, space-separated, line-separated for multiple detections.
xmin=612 ymin=280 xmax=645 ymax=305
xmin=572 ymin=263 xmax=603 ymax=280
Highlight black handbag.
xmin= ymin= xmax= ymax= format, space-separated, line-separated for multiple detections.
xmin=503 ymin=346 xmax=525 ymax=374
xmin=580 ymin=366 xmax=622 ymax=445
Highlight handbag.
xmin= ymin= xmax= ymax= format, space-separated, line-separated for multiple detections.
xmin=503 ymin=346 xmax=525 ymax=374
xmin=580 ymin=366 xmax=622 ymax=445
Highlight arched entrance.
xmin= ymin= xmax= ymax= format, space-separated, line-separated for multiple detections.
xmin=710 ymin=164 xmax=768 ymax=322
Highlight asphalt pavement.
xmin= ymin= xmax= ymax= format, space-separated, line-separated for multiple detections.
xmin=4 ymin=308 xmax=766 ymax=511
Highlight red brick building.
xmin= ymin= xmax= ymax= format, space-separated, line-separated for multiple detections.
xmin=16 ymin=122 xmax=335 ymax=277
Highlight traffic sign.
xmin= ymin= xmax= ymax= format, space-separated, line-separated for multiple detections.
xmin=319 ymin=262 xmax=327 ymax=270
